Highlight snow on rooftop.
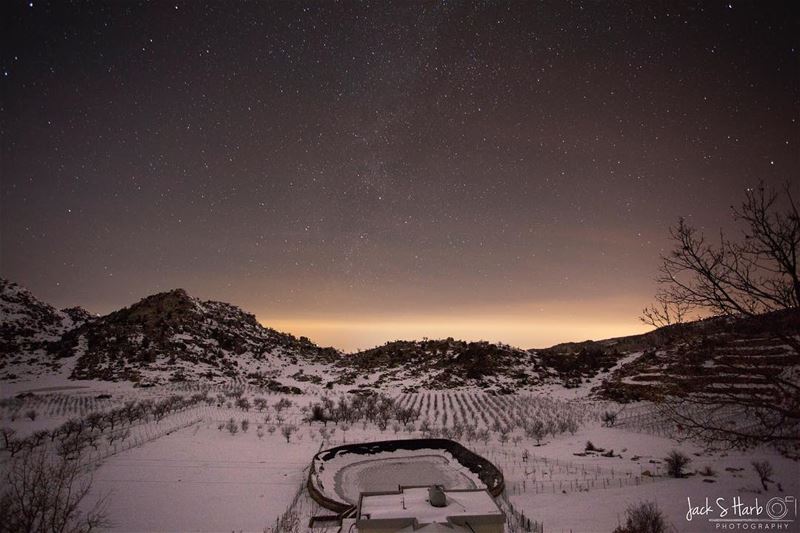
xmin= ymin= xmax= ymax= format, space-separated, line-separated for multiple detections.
xmin=395 ymin=523 xmax=470 ymax=532
xmin=359 ymin=487 xmax=502 ymax=523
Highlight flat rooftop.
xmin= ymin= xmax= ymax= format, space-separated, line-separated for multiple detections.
xmin=359 ymin=486 xmax=503 ymax=522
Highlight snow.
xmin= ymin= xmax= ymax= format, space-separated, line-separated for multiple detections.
xmin=86 ymin=422 xmax=319 ymax=532
xmin=1 ymin=364 xmax=798 ymax=532
xmin=317 ymin=449 xmax=483 ymax=504
xmin=501 ymin=425 xmax=800 ymax=532
xmin=359 ymin=486 xmax=502 ymax=521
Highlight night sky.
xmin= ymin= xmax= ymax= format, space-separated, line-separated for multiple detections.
xmin=1 ymin=1 xmax=798 ymax=351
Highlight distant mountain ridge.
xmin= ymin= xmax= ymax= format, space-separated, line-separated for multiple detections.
xmin=1 ymin=278 xmax=796 ymax=399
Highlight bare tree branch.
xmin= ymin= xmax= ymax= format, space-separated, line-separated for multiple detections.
xmin=641 ymin=181 xmax=800 ymax=450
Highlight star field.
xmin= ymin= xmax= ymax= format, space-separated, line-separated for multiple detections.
xmin=1 ymin=1 xmax=798 ymax=350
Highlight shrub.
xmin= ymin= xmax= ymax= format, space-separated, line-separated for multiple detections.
xmin=225 ymin=418 xmax=239 ymax=435
xmin=307 ymin=403 xmax=329 ymax=425
xmin=698 ymin=465 xmax=716 ymax=477
xmin=25 ymin=409 xmax=38 ymax=422
xmin=665 ymin=450 xmax=691 ymax=478
xmin=752 ymin=460 xmax=773 ymax=491
xmin=602 ymin=411 xmax=617 ymax=427
xmin=240 ymin=419 xmax=250 ymax=432
xmin=281 ymin=425 xmax=296 ymax=443
xmin=613 ymin=501 xmax=669 ymax=533
xmin=235 ymin=397 xmax=251 ymax=411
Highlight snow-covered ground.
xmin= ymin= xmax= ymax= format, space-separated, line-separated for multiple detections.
xmin=88 ymin=422 xmax=318 ymax=532
xmin=1 ymin=378 xmax=798 ymax=532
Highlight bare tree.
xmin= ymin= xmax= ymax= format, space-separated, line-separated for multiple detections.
xmin=751 ymin=460 xmax=773 ymax=491
xmin=644 ymin=183 xmax=798 ymax=323
xmin=106 ymin=428 xmax=130 ymax=447
xmin=253 ymin=397 xmax=268 ymax=412
xmin=280 ymin=425 xmax=296 ymax=443
xmin=0 ymin=445 xmax=109 ymax=532
xmin=643 ymin=182 xmax=800 ymax=450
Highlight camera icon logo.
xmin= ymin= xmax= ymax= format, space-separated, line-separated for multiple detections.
xmin=766 ymin=496 xmax=797 ymax=520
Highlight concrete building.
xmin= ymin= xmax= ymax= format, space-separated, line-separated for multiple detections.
xmin=353 ymin=485 xmax=505 ymax=533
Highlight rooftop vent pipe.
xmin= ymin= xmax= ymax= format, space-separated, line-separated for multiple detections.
xmin=428 ymin=485 xmax=447 ymax=507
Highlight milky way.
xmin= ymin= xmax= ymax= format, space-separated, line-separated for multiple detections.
xmin=1 ymin=1 xmax=797 ymax=350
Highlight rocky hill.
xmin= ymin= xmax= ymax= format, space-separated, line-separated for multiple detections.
xmin=0 ymin=279 xmax=92 ymax=379
xmin=51 ymin=288 xmax=341 ymax=388
xmin=335 ymin=338 xmax=550 ymax=393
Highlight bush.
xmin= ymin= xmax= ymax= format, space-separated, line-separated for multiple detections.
xmin=602 ymin=411 xmax=617 ymax=427
xmin=665 ymin=450 xmax=691 ymax=478
xmin=240 ymin=419 xmax=250 ymax=432
xmin=752 ymin=460 xmax=773 ymax=491
xmin=235 ymin=397 xmax=251 ymax=411
xmin=307 ymin=403 xmax=329 ymax=425
xmin=225 ymin=418 xmax=239 ymax=435
xmin=698 ymin=465 xmax=716 ymax=477
xmin=613 ymin=501 xmax=669 ymax=533
xmin=281 ymin=425 xmax=296 ymax=443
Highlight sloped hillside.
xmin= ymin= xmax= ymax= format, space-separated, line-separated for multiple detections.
xmin=532 ymin=342 xmax=627 ymax=388
xmin=52 ymin=289 xmax=341 ymax=388
xmin=0 ymin=279 xmax=92 ymax=379
xmin=335 ymin=338 xmax=549 ymax=393
xmin=597 ymin=309 xmax=800 ymax=405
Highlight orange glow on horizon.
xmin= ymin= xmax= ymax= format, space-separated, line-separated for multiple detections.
xmin=258 ymin=314 xmax=652 ymax=352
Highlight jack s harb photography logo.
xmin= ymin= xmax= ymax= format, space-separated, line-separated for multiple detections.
xmin=687 ymin=495 xmax=797 ymax=529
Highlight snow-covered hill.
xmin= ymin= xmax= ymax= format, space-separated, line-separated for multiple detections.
xmin=336 ymin=339 xmax=549 ymax=393
xmin=0 ymin=279 xmax=92 ymax=380
xmin=51 ymin=288 xmax=342 ymax=388
xmin=1 ymin=278 xmax=797 ymax=402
